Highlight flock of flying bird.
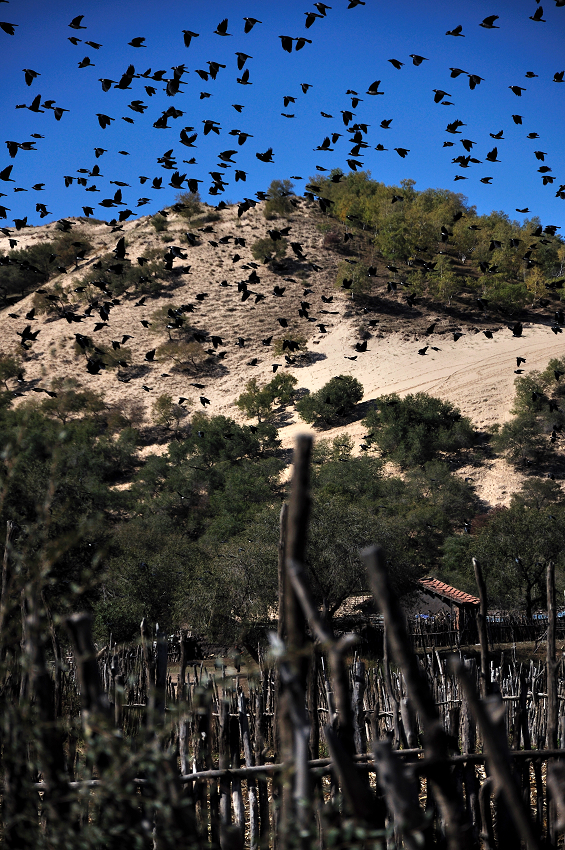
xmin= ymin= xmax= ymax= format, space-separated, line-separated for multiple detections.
xmin=1 ymin=3 xmax=565 ymax=419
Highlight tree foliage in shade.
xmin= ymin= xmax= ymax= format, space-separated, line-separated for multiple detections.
xmin=490 ymin=358 xmax=565 ymax=466
xmin=441 ymin=482 xmax=565 ymax=618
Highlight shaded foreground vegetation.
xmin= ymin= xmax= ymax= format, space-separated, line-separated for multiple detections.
xmin=1 ymin=438 xmax=565 ymax=849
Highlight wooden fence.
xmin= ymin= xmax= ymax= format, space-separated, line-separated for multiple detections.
xmin=3 ymin=435 xmax=565 ymax=849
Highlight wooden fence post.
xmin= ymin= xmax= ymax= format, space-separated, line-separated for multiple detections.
xmin=140 ymin=618 xmax=155 ymax=731
xmin=239 ymin=691 xmax=259 ymax=850
xmin=219 ymin=698 xmax=232 ymax=848
xmin=546 ymin=561 xmax=558 ymax=848
xmin=352 ymin=660 xmax=366 ymax=755
xmin=287 ymin=555 xmax=381 ymax=828
xmin=0 ymin=520 xmax=16 ymax=652
xmin=254 ymin=688 xmax=270 ymax=843
xmin=473 ymin=558 xmax=491 ymax=698
xmin=154 ymin=624 xmax=167 ymax=722
xmin=280 ymin=435 xmax=313 ymax=841
xmin=546 ymin=561 xmax=558 ymax=750
xmin=66 ymin=612 xmax=112 ymax=725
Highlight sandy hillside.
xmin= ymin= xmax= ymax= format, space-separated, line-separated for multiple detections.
xmin=2 ymin=200 xmax=564 ymax=508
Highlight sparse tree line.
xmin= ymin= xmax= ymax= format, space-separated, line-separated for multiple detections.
xmin=309 ymin=171 xmax=565 ymax=309
xmin=3 ymin=173 xmax=565 ymax=318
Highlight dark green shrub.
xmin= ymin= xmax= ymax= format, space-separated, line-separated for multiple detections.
xmin=175 ymin=189 xmax=203 ymax=221
xmin=251 ymin=236 xmax=287 ymax=262
xmin=363 ymin=392 xmax=475 ymax=466
xmin=191 ymin=210 xmax=221 ymax=227
xmin=296 ymin=375 xmax=364 ymax=426
xmin=273 ymin=332 xmax=307 ymax=357
xmin=151 ymin=214 xmax=168 ymax=232
xmin=0 ymin=231 xmax=92 ymax=303
xmin=76 ymin=250 xmax=173 ymax=297
xmin=335 ymin=260 xmax=374 ymax=295
xmin=236 ymin=373 xmax=297 ymax=422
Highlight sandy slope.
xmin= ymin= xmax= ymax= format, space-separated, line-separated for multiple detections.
xmin=2 ymin=203 xmax=565 ymax=509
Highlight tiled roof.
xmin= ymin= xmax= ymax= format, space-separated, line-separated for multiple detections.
xmin=419 ymin=578 xmax=479 ymax=607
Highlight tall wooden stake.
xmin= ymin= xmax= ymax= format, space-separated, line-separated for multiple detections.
xmin=473 ymin=558 xmax=491 ymax=698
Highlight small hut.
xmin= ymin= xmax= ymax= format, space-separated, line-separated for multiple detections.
xmin=416 ymin=577 xmax=480 ymax=643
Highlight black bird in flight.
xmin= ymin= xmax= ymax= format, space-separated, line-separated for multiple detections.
xmin=69 ymin=15 xmax=87 ymax=29
xmin=243 ymin=17 xmax=262 ymax=33
xmin=214 ymin=19 xmax=231 ymax=36
xmin=182 ymin=30 xmax=199 ymax=47
xmin=479 ymin=15 xmax=499 ymax=29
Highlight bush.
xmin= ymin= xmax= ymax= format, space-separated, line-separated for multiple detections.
xmin=190 ymin=210 xmax=221 ymax=227
xmin=363 ymin=392 xmax=475 ymax=466
xmin=296 ymin=375 xmax=364 ymax=426
xmin=152 ymin=393 xmax=189 ymax=431
xmin=0 ymin=351 xmax=23 ymax=391
xmin=151 ymin=214 xmax=168 ymax=233
xmin=489 ymin=361 xmax=565 ymax=466
xmin=482 ymin=276 xmax=529 ymax=309
xmin=0 ymin=231 xmax=93 ymax=303
xmin=251 ymin=236 xmax=287 ymax=262
xmin=41 ymin=377 xmax=105 ymax=424
xmin=264 ymin=179 xmax=295 ymax=219
xmin=335 ymin=260 xmax=374 ymax=296
xmin=75 ymin=249 xmax=172 ymax=298
xmin=156 ymin=339 xmax=207 ymax=371
xmin=236 ymin=373 xmax=297 ymax=422
xmin=175 ymin=190 xmax=202 ymax=222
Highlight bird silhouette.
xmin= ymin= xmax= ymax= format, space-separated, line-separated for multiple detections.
xmin=214 ymin=19 xmax=231 ymax=36
xmin=480 ymin=15 xmax=500 ymax=29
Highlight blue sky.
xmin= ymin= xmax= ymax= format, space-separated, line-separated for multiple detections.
xmin=1 ymin=0 xmax=564 ymax=230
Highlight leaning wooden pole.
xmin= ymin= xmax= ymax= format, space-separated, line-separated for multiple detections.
xmin=473 ymin=558 xmax=491 ymax=698
xmin=362 ymin=545 xmax=473 ymax=850
xmin=281 ymin=435 xmax=313 ymax=840
xmin=451 ymin=656 xmax=540 ymax=850
xmin=547 ymin=561 xmax=559 ymax=848
xmin=0 ymin=520 xmax=16 ymax=651
xmin=284 ymin=435 xmax=312 ymax=688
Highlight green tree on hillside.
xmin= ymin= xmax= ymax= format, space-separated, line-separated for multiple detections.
xmin=296 ymin=376 xmax=363 ymax=426
xmin=176 ymin=189 xmax=203 ymax=222
xmin=236 ymin=373 xmax=297 ymax=422
xmin=264 ymin=179 xmax=295 ymax=218
xmin=441 ymin=491 xmax=565 ymax=617
xmin=363 ymin=393 xmax=475 ymax=466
